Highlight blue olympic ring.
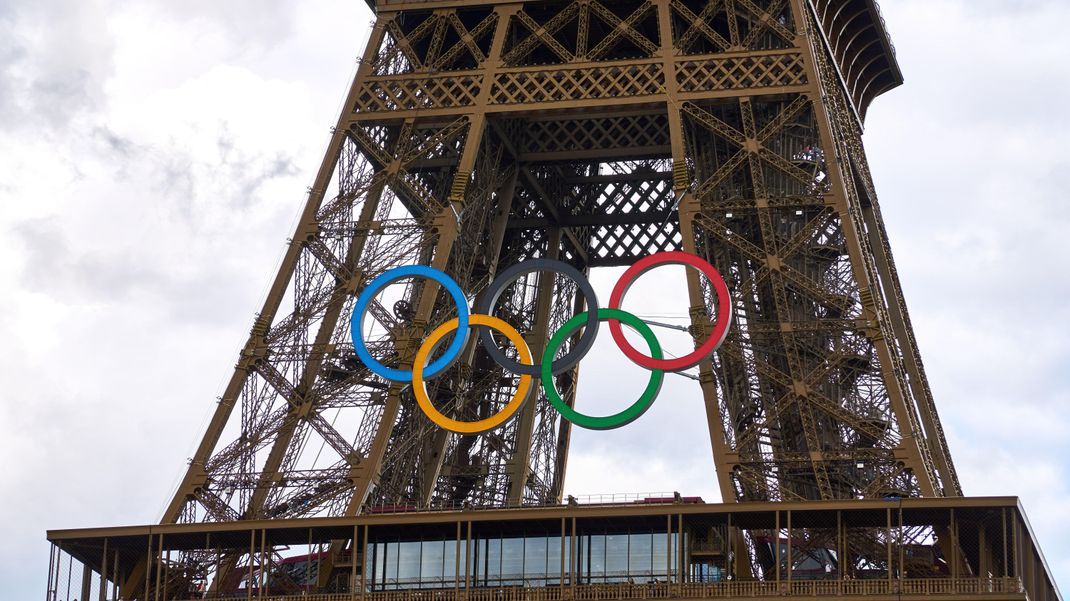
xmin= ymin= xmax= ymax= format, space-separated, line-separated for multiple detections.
xmin=350 ymin=265 xmax=469 ymax=383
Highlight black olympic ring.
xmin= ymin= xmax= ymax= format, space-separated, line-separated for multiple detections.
xmin=473 ymin=259 xmax=600 ymax=377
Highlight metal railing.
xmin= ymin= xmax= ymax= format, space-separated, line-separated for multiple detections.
xmin=869 ymin=0 xmax=897 ymax=57
xmin=239 ymin=577 xmax=1024 ymax=601
xmin=362 ymin=492 xmax=684 ymax=514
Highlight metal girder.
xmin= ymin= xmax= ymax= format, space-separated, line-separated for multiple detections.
xmin=131 ymin=0 xmax=961 ymax=595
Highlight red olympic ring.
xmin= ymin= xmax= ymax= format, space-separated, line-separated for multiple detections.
xmin=607 ymin=251 xmax=733 ymax=372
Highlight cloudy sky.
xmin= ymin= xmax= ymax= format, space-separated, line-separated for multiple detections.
xmin=1 ymin=0 xmax=1068 ymax=598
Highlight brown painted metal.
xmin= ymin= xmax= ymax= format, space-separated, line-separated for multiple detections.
xmin=67 ymin=0 xmax=1000 ymax=596
xmin=46 ymin=497 xmax=1061 ymax=601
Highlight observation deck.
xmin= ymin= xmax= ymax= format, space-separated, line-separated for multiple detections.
xmin=806 ymin=0 xmax=903 ymax=120
xmin=46 ymin=496 xmax=1060 ymax=601
xmin=355 ymin=0 xmax=902 ymax=122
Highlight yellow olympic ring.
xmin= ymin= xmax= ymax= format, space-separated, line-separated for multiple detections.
xmin=413 ymin=314 xmax=533 ymax=435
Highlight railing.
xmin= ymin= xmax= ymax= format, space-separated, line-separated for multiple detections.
xmin=362 ymin=492 xmax=684 ymax=515
xmin=243 ymin=578 xmax=1024 ymax=601
xmin=869 ymin=0 xmax=897 ymax=57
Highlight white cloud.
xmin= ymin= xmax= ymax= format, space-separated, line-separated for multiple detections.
xmin=0 ymin=1 xmax=369 ymax=598
xmin=1 ymin=0 xmax=1067 ymax=597
xmin=865 ymin=0 xmax=1070 ymax=591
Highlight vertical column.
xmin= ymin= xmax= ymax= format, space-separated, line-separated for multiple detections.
xmin=677 ymin=514 xmax=685 ymax=587
xmin=1012 ymin=513 xmax=1021 ymax=581
xmin=1024 ymin=536 xmax=1036 ymax=601
xmin=1001 ymin=508 xmax=1009 ymax=580
xmin=570 ymin=516 xmax=578 ymax=594
xmin=561 ymin=518 xmax=567 ymax=588
xmin=144 ymin=535 xmax=152 ymax=599
xmin=456 ymin=522 xmax=463 ymax=593
xmin=897 ymin=505 xmax=905 ymax=581
xmin=80 ymin=563 xmax=92 ymax=601
xmin=362 ymin=524 xmax=370 ymax=601
xmin=653 ymin=0 xmax=739 ymax=508
xmin=666 ymin=515 xmax=673 ymax=585
xmin=786 ymin=0 xmax=937 ymax=497
xmin=978 ymin=521 xmax=988 ymax=578
xmin=156 ymin=534 xmax=165 ymax=601
xmin=45 ymin=543 xmax=56 ymax=601
xmin=98 ymin=539 xmax=108 ymax=601
xmin=886 ymin=508 xmax=893 ymax=589
xmin=837 ymin=511 xmax=844 ymax=583
xmin=259 ymin=529 xmax=267 ymax=600
xmin=954 ymin=504 xmax=963 ymax=581
xmin=775 ymin=511 xmax=781 ymax=583
xmin=246 ymin=530 xmax=254 ymax=601
xmin=506 ymin=227 xmax=563 ymax=504
xmin=357 ymin=521 xmax=365 ymax=594
xmin=466 ymin=521 xmax=473 ymax=593
xmin=786 ymin=511 xmax=793 ymax=584
xmin=726 ymin=513 xmax=733 ymax=582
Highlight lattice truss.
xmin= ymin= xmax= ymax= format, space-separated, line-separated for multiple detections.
xmin=679 ymin=94 xmax=917 ymax=503
xmin=668 ymin=0 xmax=796 ymax=54
xmin=166 ymin=115 xmax=474 ymax=525
xmin=799 ymin=8 xmax=960 ymax=497
xmin=686 ymin=505 xmax=973 ymax=584
xmin=137 ymin=0 xmax=971 ymax=594
xmin=368 ymin=115 xmax=689 ymax=508
xmin=160 ymin=0 xmax=959 ymax=554
xmin=355 ymin=0 xmax=809 ymax=118
xmin=374 ymin=7 xmax=499 ymax=75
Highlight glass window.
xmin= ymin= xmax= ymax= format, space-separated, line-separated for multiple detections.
xmin=364 ymin=542 xmax=379 ymax=591
xmin=398 ymin=541 xmax=421 ymax=588
xmin=421 ymin=540 xmax=445 ymax=587
xmin=384 ymin=542 xmax=399 ymax=589
xmin=366 ymin=524 xmax=683 ymax=592
xmin=564 ymin=535 xmax=571 ymax=584
xmin=462 ymin=537 xmax=471 ymax=583
xmin=671 ymin=533 xmax=679 ymax=580
xmin=587 ymin=534 xmax=606 ymax=584
xmin=630 ymin=533 xmax=653 ymax=579
xmin=652 ymin=531 xmax=668 ymax=582
xmin=547 ymin=535 xmax=564 ymax=585
xmin=477 ymin=537 xmax=502 ymax=586
xmin=501 ymin=538 xmax=524 ymax=585
xmin=524 ymin=536 xmax=548 ymax=585
xmin=444 ymin=539 xmax=458 ymax=586
xmin=605 ymin=534 xmax=629 ymax=582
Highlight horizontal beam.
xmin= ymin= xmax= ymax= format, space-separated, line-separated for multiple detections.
xmin=48 ymin=496 xmax=1024 ymax=542
xmin=507 ymin=211 xmax=676 ymax=229
xmin=563 ymin=172 xmax=672 ymax=185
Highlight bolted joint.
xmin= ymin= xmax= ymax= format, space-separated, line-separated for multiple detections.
xmin=250 ymin=314 xmax=271 ymax=338
xmin=858 ymin=286 xmax=877 ymax=310
xmin=672 ymin=159 xmax=690 ymax=194
xmin=343 ymin=270 xmax=366 ymax=296
xmin=298 ymin=221 xmax=322 ymax=243
xmin=448 ymin=170 xmax=472 ymax=205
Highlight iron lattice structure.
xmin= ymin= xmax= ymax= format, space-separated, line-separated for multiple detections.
xmin=150 ymin=0 xmax=963 ymax=589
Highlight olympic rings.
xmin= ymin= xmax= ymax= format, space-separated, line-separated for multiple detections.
xmin=475 ymin=259 xmax=599 ymax=377
xmin=542 ymin=309 xmax=664 ymax=430
xmin=414 ymin=315 xmax=534 ymax=435
xmin=349 ymin=251 xmax=732 ymax=434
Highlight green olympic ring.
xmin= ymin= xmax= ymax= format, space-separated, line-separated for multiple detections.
xmin=542 ymin=308 xmax=665 ymax=430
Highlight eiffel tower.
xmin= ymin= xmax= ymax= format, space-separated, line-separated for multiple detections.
xmin=44 ymin=2 xmax=1062 ymax=601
